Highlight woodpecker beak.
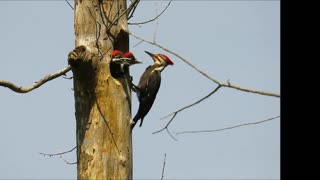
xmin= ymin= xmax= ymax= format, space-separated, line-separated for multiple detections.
xmin=145 ymin=51 xmax=157 ymax=63
xmin=123 ymin=56 xmax=142 ymax=64
xmin=132 ymin=59 xmax=142 ymax=64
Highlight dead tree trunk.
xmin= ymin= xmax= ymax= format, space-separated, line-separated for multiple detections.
xmin=67 ymin=0 xmax=132 ymax=179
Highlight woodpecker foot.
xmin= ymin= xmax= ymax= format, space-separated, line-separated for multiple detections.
xmin=128 ymin=75 xmax=133 ymax=82
xmin=131 ymin=82 xmax=139 ymax=93
xmin=130 ymin=119 xmax=136 ymax=130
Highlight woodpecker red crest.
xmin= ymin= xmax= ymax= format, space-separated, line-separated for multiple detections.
xmin=111 ymin=50 xmax=141 ymax=65
xmin=158 ymin=54 xmax=174 ymax=65
xmin=123 ymin=51 xmax=142 ymax=65
xmin=144 ymin=51 xmax=174 ymax=66
xmin=124 ymin=52 xmax=134 ymax=59
xmin=111 ymin=50 xmax=141 ymax=75
xmin=112 ymin=50 xmax=123 ymax=59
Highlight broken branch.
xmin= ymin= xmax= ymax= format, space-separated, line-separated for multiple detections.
xmin=0 ymin=66 xmax=71 ymax=93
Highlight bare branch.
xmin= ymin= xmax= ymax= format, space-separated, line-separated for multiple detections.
xmin=160 ymin=85 xmax=221 ymax=120
xmin=161 ymin=153 xmax=167 ymax=180
xmin=127 ymin=0 xmax=140 ymax=20
xmin=94 ymin=1 xmax=129 ymax=38
xmin=59 ymin=155 xmax=77 ymax=165
xmin=176 ymin=115 xmax=280 ymax=135
xmin=152 ymin=112 xmax=178 ymax=141
xmin=153 ymin=3 xmax=159 ymax=43
xmin=153 ymin=112 xmax=176 ymax=135
xmin=129 ymin=0 xmax=172 ymax=25
xmin=39 ymin=146 xmax=77 ymax=165
xmin=129 ymin=32 xmax=280 ymax=98
xmin=132 ymin=40 xmax=144 ymax=48
xmin=62 ymin=75 xmax=73 ymax=80
xmin=166 ymin=128 xmax=178 ymax=141
xmin=39 ymin=146 xmax=76 ymax=157
xmin=220 ymin=81 xmax=280 ymax=97
xmin=129 ymin=32 xmax=218 ymax=82
xmin=153 ymin=85 xmax=221 ymax=138
xmin=155 ymin=84 xmax=277 ymax=138
xmin=0 ymin=66 xmax=71 ymax=93
xmin=105 ymin=2 xmax=133 ymax=32
xmin=87 ymin=6 xmax=104 ymax=58
xmin=65 ymin=0 xmax=74 ymax=10
xmin=129 ymin=32 xmax=279 ymax=138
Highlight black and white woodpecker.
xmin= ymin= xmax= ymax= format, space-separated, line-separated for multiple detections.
xmin=131 ymin=51 xmax=174 ymax=128
xmin=111 ymin=50 xmax=141 ymax=73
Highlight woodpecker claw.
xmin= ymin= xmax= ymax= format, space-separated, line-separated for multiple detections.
xmin=128 ymin=75 xmax=133 ymax=82
xmin=131 ymin=82 xmax=139 ymax=92
xmin=130 ymin=119 xmax=136 ymax=129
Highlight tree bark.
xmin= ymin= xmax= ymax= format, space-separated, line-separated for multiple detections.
xmin=67 ymin=0 xmax=132 ymax=179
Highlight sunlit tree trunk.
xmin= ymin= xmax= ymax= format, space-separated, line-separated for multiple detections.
xmin=67 ymin=0 xmax=132 ymax=179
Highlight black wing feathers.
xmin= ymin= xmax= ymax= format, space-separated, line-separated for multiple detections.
xmin=133 ymin=67 xmax=161 ymax=127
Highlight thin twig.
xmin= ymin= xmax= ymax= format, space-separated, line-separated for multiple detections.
xmin=153 ymin=112 xmax=177 ymax=135
xmin=41 ymin=150 xmax=77 ymax=165
xmin=87 ymin=6 xmax=104 ymax=58
xmin=166 ymin=128 xmax=178 ymax=141
xmin=39 ymin=146 xmax=76 ymax=157
xmin=132 ymin=40 xmax=144 ymax=48
xmin=176 ymin=115 xmax=280 ymax=135
xmin=65 ymin=0 xmax=74 ymax=10
xmin=95 ymin=1 xmax=128 ymax=43
xmin=97 ymin=0 xmax=112 ymax=27
xmin=161 ymin=85 xmax=221 ymax=121
xmin=129 ymin=32 xmax=219 ymax=83
xmin=161 ymin=153 xmax=167 ymax=180
xmin=128 ymin=32 xmax=280 ymax=138
xmin=129 ymin=0 xmax=172 ymax=25
xmin=221 ymin=82 xmax=280 ymax=97
xmin=153 ymin=112 xmax=178 ymax=141
xmin=59 ymin=155 xmax=77 ymax=165
xmin=39 ymin=146 xmax=77 ymax=157
xmin=107 ymin=0 xmax=115 ymax=25
xmin=62 ymin=75 xmax=73 ymax=80
xmin=129 ymin=32 xmax=280 ymax=98
xmin=153 ymin=86 xmax=221 ymax=136
xmin=39 ymin=146 xmax=77 ymax=165
xmin=98 ymin=2 xmax=114 ymax=44
xmin=127 ymin=0 xmax=140 ymax=20
xmin=0 ymin=66 xmax=71 ymax=93
xmin=106 ymin=2 xmax=132 ymax=32
xmin=153 ymin=3 xmax=159 ymax=43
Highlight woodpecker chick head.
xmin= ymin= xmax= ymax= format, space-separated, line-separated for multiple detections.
xmin=111 ymin=50 xmax=125 ymax=64
xmin=111 ymin=49 xmax=124 ymax=59
xmin=145 ymin=51 xmax=174 ymax=67
xmin=123 ymin=52 xmax=142 ymax=65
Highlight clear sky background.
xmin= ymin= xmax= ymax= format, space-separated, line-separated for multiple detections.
xmin=0 ymin=0 xmax=280 ymax=179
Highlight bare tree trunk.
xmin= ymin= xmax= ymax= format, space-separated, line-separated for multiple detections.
xmin=67 ymin=0 xmax=132 ymax=179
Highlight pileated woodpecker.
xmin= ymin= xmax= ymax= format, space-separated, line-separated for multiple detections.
xmin=111 ymin=50 xmax=124 ymax=60
xmin=132 ymin=51 xmax=174 ymax=128
xmin=123 ymin=52 xmax=142 ymax=66
xmin=111 ymin=50 xmax=141 ymax=72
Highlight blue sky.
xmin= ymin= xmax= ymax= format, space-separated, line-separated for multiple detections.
xmin=0 ymin=0 xmax=280 ymax=179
